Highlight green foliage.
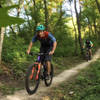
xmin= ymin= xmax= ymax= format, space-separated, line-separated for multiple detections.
xmin=0 ymin=68 xmax=3 ymax=74
xmin=2 ymin=35 xmax=40 ymax=78
xmin=48 ymin=59 xmax=100 ymax=100
xmin=0 ymin=84 xmax=21 ymax=95
xmin=73 ymin=60 xmax=100 ymax=100
xmin=0 ymin=5 xmax=25 ymax=27
xmin=80 ymin=0 xmax=100 ymax=40
xmin=2 ymin=36 xmax=25 ymax=62
xmin=0 ymin=0 xmax=6 ymax=5
xmin=2 ymin=36 xmax=27 ymax=77
xmin=53 ymin=17 xmax=75 ymax=56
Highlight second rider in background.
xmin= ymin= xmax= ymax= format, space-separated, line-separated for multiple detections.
xmin=83 ymin=39 xmax=93 ymax=59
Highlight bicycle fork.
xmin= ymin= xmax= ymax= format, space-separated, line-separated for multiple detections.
xmin=35 ymin=64 xmax=40 ymax=80
xmin=30 ymin=67 xmax=35 ymax=80
xmin=30 ymin=63 xmax=40 ymax=80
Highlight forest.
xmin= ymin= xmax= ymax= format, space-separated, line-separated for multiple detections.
xmin=0 ymin=0 xmax=100 ymax=99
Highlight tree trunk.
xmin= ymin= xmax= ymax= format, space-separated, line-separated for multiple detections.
xmin=10 ymin=26 xmax=17 ymax=37
xmin=95 ymin=0 xmax=100 ymax=13
xmin=69 ymin=1 xmax=78 ymax=55
xmin=43 ymin=0 xmax=49 ymax=31
xmin=0 ymin=4 xmax=4 ymax=64
xmin=93 ymin=19 xmax=98 ymax=39
xmin=17 ymin=0 xmax=24 ymax=32
xmin=54 ymin=2 xmax=63 ymax=31
xmin=32 ymin=0 xmax=38 ymax=34
xmin=74 ymin=0 xmax=83 ymax=55
xmin=87 ymin=17 xmax=91 ymax=39
xmin=0 ymin=27 xmax=5 ymax=64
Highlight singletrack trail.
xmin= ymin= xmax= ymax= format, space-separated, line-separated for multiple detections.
xmin=1 ymin=49 xmax=100 ymax=100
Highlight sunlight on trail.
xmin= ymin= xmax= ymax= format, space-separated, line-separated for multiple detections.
xmin=6 ymin=96 xmax=21 ymax=100
xmin=1 ymin=49 xmax=100 ymax=100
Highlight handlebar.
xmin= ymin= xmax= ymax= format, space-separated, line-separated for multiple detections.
xmin=29 ymin=52 xmax=49 ymax=56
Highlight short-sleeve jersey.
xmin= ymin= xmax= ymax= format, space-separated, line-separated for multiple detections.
xmin=32 ymin=31 xmax=56 ymax=48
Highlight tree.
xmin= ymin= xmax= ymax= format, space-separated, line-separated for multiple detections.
xmin=95 ymin=0 xmax=100 ymax=13
xmin=74 ymin=0 xmax=83 ymax=54
xmin=0 ymin=28 xmax=5 ymax=64
xmin=0 ymin=4 xmax=25 ymax=63
xmin=0 ymin=3 xmax=5 ymax=64
xmin=32 ymin=0 xmax=38 ymax=33
xmin=81 ymin=0 xmax=100 ymax=39
xmin=69 ymin=0 xmax=78 ymax=55
xmin=43 ymin=0 xmax=49 ymax=31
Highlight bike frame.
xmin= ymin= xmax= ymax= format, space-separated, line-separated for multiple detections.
xmin=86 ymin=48 xmax=90 ymax=55
xmin=29 ymin=52 xmax=49 ymax=81
xmin=30 ymin=55 xmax=41 ymax=80
xmin=86 ymin=48 xmax=91 ymax=61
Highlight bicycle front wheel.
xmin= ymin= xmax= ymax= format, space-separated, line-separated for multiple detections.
xmin=25 ymin=64 xmax=40 ymax=95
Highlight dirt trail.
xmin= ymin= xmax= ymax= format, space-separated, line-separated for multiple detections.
xmin=1 ymin=49 xmax=100 ymax=100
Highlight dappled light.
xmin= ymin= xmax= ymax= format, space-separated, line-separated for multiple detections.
xmin=0 ymin=0 xmax=100 ymax=99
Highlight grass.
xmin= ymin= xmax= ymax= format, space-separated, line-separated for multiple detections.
xmin=53 ymin=56 xmax=85 ymax=75
xmin=0 ymin=85 xmax=21 ymax=95
xmin=46 ymin=59 xmax=100 ymax=100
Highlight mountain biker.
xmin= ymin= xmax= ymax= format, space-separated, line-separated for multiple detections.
xmin=27 ymin=24 xmax=57 ymax=79
xmin=83 ymin=39 xmax=93 ymax=59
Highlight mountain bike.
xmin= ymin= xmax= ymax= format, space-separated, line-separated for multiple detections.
xmin=25 ymin=52 xmax=54 ymax=95
xmin=86 ymin=48 xmax=91 ymax=61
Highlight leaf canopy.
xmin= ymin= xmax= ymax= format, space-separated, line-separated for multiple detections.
xmin=0 ymin=5 xmax=25 ymax=27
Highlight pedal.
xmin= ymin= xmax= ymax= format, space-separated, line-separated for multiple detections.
xmin=40 ymin=75 xmax=44 ymax=80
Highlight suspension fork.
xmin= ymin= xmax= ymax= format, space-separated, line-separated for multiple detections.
xmin=30 ymin=62 xmax=40 ymax=80
xmin=35 ymin=63 xmax=41 ymax=80
xmin=30 ymin=66 xmax=35 ymax=80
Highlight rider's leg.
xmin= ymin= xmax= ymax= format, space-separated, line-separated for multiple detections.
xmin=46 ymin=61 xmax=51 ymax=75
xmin=89 ymin=49 xmax=92 ymax=56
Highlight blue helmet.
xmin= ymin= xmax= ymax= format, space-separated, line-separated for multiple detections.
xmin=36 ymin=25 xmax=45 ymax=31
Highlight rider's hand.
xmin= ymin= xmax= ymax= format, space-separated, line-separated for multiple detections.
xmin=27 ymin=50 xmax=30 ymax=55
xmin=49 ymin=50 xmax=54 ymax=55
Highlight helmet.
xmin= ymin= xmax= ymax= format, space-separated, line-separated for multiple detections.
xmin=86 ymin=39 xmax=90 ymax=43
xmin=36 ymin=25 xmax=45 ymax=31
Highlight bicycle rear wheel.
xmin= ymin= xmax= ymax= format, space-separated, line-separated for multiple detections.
xmin=25 ymin=64 xmax=40 ymax=95
xmin=44 ymin=64 xmax=53 ymax=86
xmin=89 ymin=52 xmax=91 ymax=60
xmin=86 ymin=53 xmax=89 ymax=61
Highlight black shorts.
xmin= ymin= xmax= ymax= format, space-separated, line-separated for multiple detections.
xmin=86 ymin=46 xmax=92 ymax=49
xmin=40 ymin=47 xmax=52 ymax=63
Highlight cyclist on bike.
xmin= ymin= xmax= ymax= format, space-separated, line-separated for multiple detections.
xmin=83 ymin=39 xmax=93 ymax=59
xmin=27 ymin=24 xmax=57 ymax=79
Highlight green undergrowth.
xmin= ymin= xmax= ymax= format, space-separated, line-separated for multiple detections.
xmin=0 ymin=85 xmax=21 ymax=95
xmin=47 ymin=59 xmax=100 ymax=100
xmin=0 ymin=55 xmax=84 ymax=96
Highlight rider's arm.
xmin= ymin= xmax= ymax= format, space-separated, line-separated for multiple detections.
xmin=90 ymin=41 xmax=93 ymax=47
xmin=48 ymin=33 xmax=57 ymax=54
xmin=27 ymin=35 xmax=37 ymax=54
xmin=52 ymin=41 xmax=57 ymax=53
xmin=27 ymin=42 xmax=33 ymax=54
